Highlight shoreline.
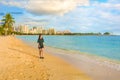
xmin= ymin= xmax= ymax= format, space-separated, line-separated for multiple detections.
xmin=16 ymin=35 xmax=120 ymax=61
xmin=45 ymin=46 xmax=120 ymax=80
xmin=46 ymin=45 xmax=120 ymax=62
xmin=48 ymin=46 xmax=120 ymax=66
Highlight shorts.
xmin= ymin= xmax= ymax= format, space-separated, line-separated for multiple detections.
xmin=38 ymin=45 xmax=44 ymax=49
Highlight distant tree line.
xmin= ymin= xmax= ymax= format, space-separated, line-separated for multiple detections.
xmin=15 ymin=32 xmax=111 ymax=35
xmin=103 ymin=32 xmax=111 ymax=35
xmin=68 ymin=32 xmax=111 ymax=35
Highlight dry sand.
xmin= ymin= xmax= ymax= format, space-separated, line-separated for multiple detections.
xmin=0 ymin=36 xmax=91 ymax=80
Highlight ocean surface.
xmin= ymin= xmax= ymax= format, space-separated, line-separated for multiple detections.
xmin=16 ymin=35 xmax=120 ymax=61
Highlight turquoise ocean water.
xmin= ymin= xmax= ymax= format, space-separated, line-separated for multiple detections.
xmin=16 ymin=35 xmax=120 ymax=61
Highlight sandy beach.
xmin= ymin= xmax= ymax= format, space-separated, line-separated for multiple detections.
xmin=0 ymin=36 xmax=91 ymax=80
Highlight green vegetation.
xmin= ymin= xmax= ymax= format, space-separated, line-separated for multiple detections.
xmin=0 ymin=26 xmax=4 ymax=35
xmin=12 ymin=31 xmax=111 ymax=36
xmin=1 ymin=13 xmax=15 ymax=35
xmin=14 ymin=32 xmax=109 ymax=36
xmin=71 ymin=32 xmax=102 ymax=35
xmin=103 ymin=32 xmax=111 ymax=35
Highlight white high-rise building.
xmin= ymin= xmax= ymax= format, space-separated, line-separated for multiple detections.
xmin=63 ymin=30 xmax=71 ymax=34
xmin=42 ymin=29 xmax=48 ymax=34
xmin=33 ymin=27 xmax=37 ymax=33
xmin=48 ymin=28 xmax=56 ymax=35
xmin=37 ymin=27 xmax=43 ymax=34
xmin=19 ymin=25 xmax=29 ymax=33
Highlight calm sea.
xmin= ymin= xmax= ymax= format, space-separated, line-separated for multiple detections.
xmin=16 ymin=35 xmax=120 ymax=61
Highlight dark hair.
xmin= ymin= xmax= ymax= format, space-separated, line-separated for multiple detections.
xmin=38 ymin=34 xmax=42 ymax=39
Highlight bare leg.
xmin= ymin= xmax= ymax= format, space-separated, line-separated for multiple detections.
xmin=41 ymin=48 xmax=44 ymax=58
xmin=39 ymin=49 xmax=42 ymax=57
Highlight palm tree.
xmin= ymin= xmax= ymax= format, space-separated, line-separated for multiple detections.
xmin=2 ymin=13 xmax=15 ymax=35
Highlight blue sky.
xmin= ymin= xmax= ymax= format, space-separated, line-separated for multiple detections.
xmin=0 ymin=0 xmax=120 ymax=34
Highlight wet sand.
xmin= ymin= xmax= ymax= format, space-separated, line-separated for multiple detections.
xmin=45 ymin=46 xmax=120 ymax=80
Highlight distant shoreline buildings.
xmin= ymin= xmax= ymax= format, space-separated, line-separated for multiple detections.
xmin=0 ymin=24 xmax=111 ymax=35
xmin=14 ymin=25 xmax=71 ymax=35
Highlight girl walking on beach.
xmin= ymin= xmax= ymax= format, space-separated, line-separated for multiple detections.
xmin=37 ymin=34 xmax=44 ymax=59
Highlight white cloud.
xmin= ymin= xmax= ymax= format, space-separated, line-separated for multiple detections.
xmin=0 ymin=0 xmax=26 ymax=8
xmin=0 ymin=0 xmax=89 ymax=15
xmin=93 ymin=3 xmax=120 ymax=10
xmin=92 ymin=0 xmax=120 ymax=10
xmin=46 ymin=0 xmax=120 ymax=33
xmin=15 ymin=17 xmax=49 ymax=27
xmin=108 ymin=0 xmax=120 ymax=4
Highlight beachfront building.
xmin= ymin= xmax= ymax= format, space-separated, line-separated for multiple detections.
xmin=33 ymin=27 xmax=37 ymax=33
xmin=56 ymin=30 xmax=71 ymax=35
xmin=21 ymin=25 xmax=29 ymax=33
xmin=29 ymin=27 xmax=36 ymax=34
xmin=13 ymin=26 xmax=17 ymax=32
xmin=15 ymin=25 xmax=71 ymax=35
xmin=63 ymin=30 xmax=71 ymax=34
xmin=48 ymin=28 xmax=56 ymax=35
xmin=37 ymin=27 xmax=43 ymax=34
xmin=56 ymin=31 xmax=64 ymax=35
xmin=28 ymin=27 xmax=43 ymax=34
xmin=17 ymin=25 xmax=29 ymax=33
xmin=15 ymin=26 xmax=20 ymax=32
xmin=42 ymin=29 xmax=48 ymax=34
xmin=29 ymin=29 xmax=34 ymax=34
